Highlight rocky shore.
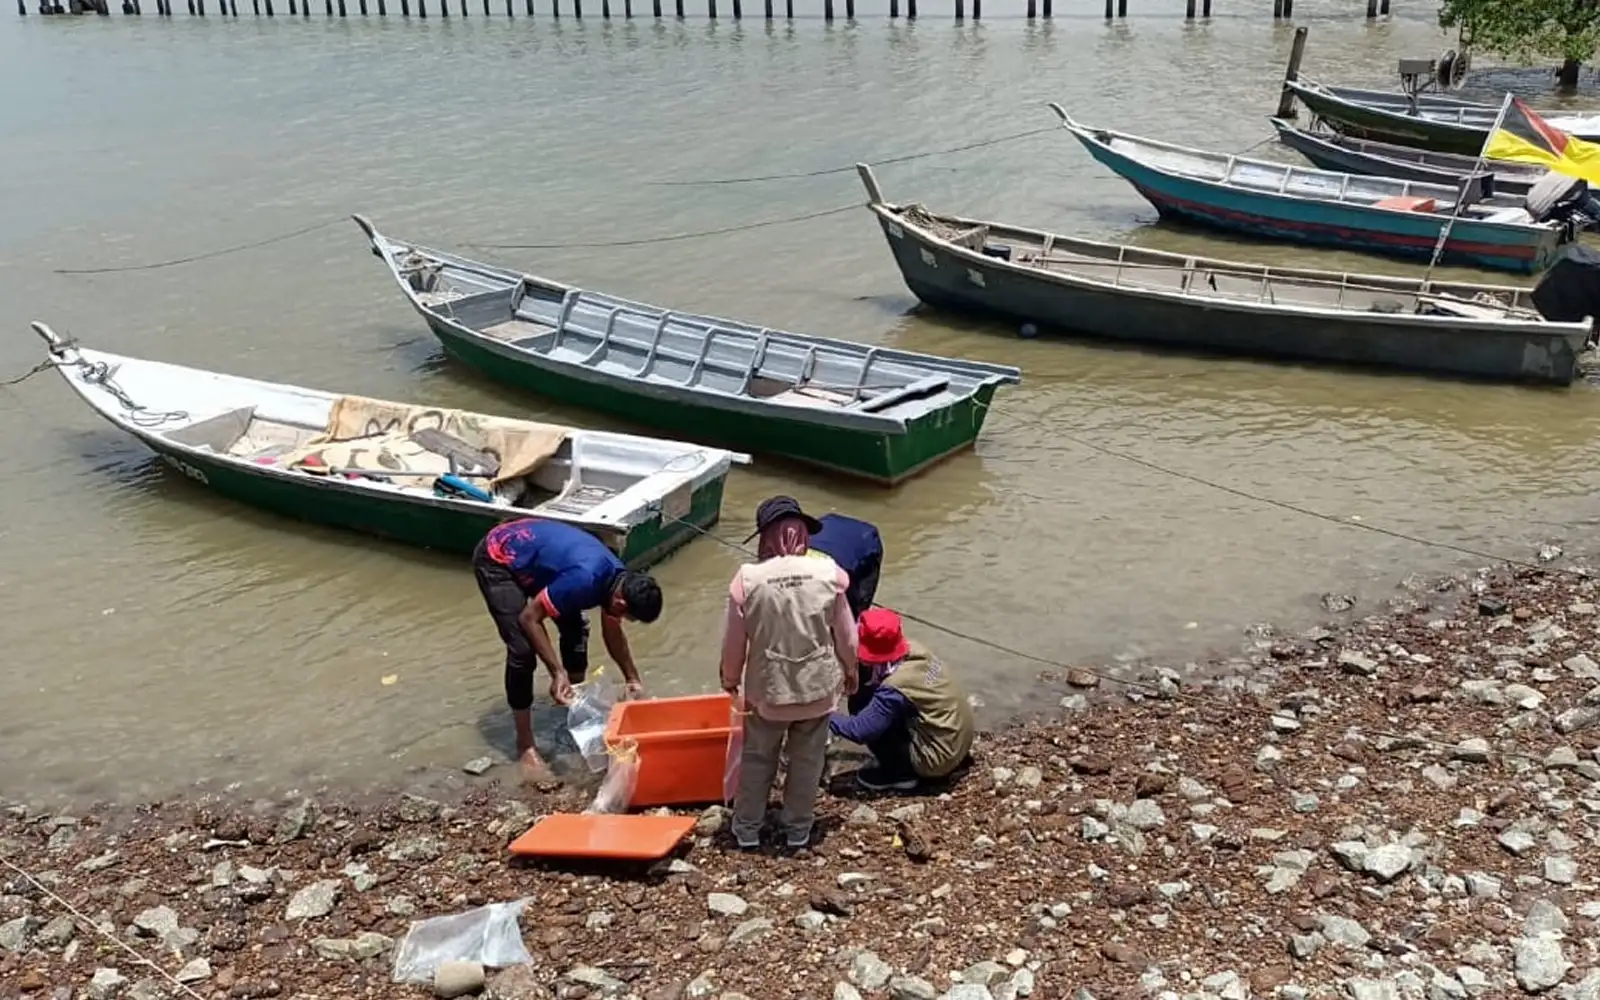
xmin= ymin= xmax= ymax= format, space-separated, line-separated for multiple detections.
xmin=7 ymin=558 xmax=1600 ymax=1000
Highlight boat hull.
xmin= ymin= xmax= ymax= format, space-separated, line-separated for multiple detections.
xmin=874 ymin=216 xmax=1581 ymax=385
xmin=135 ymin=429 xmax=727 ymax=568
xmin=1078 ymin=136 xmax=1562 ymax=274
xmin=1272 ymin=121 xmax=1539 ymax=197
xmin=1291 ymin=85 xmax=1496 ymax=155
xmin=421 ymin=315 xmax=998 ymax=486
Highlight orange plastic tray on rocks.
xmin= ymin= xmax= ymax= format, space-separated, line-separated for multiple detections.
xmin=508 ymin=814 xmax=696 ymax=861
xmin=603 ymin=692 xmax=733 ymax=808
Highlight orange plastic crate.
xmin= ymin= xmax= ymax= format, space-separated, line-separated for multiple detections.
xmin=604 ymin=692 xmax=733 ymax=809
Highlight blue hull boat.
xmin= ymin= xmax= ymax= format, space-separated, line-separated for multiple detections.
xmin=1051 ymin=104 xmax=1574 ymax=275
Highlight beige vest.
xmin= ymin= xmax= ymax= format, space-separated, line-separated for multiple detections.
xmin=737 ymin=555 xmax=842 ymax=709
xmin=884 ymin=642 xmax=975 ymax=778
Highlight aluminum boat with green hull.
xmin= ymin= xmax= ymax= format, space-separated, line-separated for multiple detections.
xmin=353 ymin=216 xmax=1021 ymax=486
xmin=29 ymin=322 xmax=746 ymax=567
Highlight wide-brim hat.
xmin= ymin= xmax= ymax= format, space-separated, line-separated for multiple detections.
xmin=743 ymin=495 xmax=824 ymax=542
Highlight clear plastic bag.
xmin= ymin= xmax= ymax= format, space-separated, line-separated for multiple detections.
xmin=723 ymin=697 xmax=746 ymax=806
xmin=566 ymin=666 xmax=619 ymax=774
xmin=390 ymin=899 xmax=534 ymax=984
xmin=586 ymin=740 xmax=640 ymax=814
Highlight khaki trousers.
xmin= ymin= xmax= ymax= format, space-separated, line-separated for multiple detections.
xmin=731 ymin=712 xmax=830 ymax=847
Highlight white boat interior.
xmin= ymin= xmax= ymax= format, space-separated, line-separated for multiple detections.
xmin=53 ymin=343 xmax=739 ymax=527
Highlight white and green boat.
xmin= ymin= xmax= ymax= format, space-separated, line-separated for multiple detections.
xmin=29 ymin=322 xmax=746 ymax=567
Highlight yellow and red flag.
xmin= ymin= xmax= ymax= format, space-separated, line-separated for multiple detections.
xmin=1484 ymin=97 xmax=1600 ymax=186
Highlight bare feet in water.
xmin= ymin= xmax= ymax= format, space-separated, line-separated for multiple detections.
xmin=518 ymin=748 xmax=561 ymax=791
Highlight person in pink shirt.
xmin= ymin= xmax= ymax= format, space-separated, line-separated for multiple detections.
xmin=720 ymin=496 xmax=859 ymax=850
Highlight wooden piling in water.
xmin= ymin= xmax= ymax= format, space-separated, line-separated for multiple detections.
xmin=1366 ymin=0 xmax=1375 ymax=16
xmin=952 ymin=0 xmax=960 ymax=19
xmin=1275 ymin=25 xmax=1308 ymax=117
xmin=1201 ymin=0 xmax=1208 ymax=15
xmin=1117 ymin=0 xmax=1125 ymax=16
xmin=971 ymin=0 xmax=978 ymax=20
xmin=1282 ymin=0 xmax=1291 ymax=16
xmin=1379 ymin=0 xmax=1388 ymax=12
xmin=843 ymin=0 xmax=851 ymax=18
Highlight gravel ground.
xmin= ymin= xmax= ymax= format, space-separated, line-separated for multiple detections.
xmin=6 ymin=559 xmax=1600 ymax=1000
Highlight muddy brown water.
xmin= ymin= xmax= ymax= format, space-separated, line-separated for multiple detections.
xmin=3 ymin=3 xmax=1600 ymax=806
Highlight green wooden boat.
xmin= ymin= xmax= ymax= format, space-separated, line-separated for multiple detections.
xmin=1284 ymin=79 xmax=1600 ymax=156
xmin=353 ymin=216 xmax=1021 ymax=486
xmin=29 ymin=322 xmax=746 ymax=567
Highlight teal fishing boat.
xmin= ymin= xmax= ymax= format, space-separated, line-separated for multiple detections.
xmin=1054 ymin=105 xmax=1581 ymax=274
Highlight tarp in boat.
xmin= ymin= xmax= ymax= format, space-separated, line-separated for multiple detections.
xmin=282 ymin=395 xmax=568 ymax=487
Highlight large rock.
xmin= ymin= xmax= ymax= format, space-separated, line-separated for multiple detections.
xmin=285 ymin=880 xmax=339 ymax=920
xmin=1513 ymin=937 xmax=1570 ymax=993
xmin=0 ymin=914 xmax=38 ymax=953
xmin=889 ymin=976 xmax=938 ymax=1000
xmin=87 ymin=968 xmax=127 ymax=1000
xmin=1317 ymin=913 xmax=1371 ymax=950
xmin=35 ymin=913 xmax=74 ymax=947
xmin=961 ymin=962 xmax=1008 ymax=987
xmin=131 ymin=906 xmax=179 ymax=939
xmin=1361 ymin=844 xmax=1413 ymax=883
xmin=1524 ymin=899 xmax=1569 ymax=937
xmin=175 ymin=958 xmax=212 ymax=983
xmin=728 ymin=918 xmax=771 ymax=945
xmin=568 ymin=965 xmax=628 ymax=996
xmin=850 ymin=951 xmax=893 ymax=991
xmin=275 ymin=798 xmax=317 ymax=843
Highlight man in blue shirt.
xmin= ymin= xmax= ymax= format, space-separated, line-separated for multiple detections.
xmin=808 ymin=513 xmax=883 ymax=621
xmin=472 ymin=518 xmax=663 ymax=782
xmin=808 ymin=512 xmax=884 ymax=714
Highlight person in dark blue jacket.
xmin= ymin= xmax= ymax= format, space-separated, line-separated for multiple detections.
xmin=807 ymin=513 xmax=884 ymax=714
xmin=807 ymin=513 xmax=883 ymax=621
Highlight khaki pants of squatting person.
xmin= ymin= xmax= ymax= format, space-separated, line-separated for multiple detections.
xmin=731 ymin=712 xmax=831 ymax=847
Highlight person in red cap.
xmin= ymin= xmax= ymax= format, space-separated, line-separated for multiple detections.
xmin=828 ymin=608 xmax=975 ymax=791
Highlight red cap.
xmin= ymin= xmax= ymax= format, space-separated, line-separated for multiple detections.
xmin=858 ymin=608 xmax=911 ymax=665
